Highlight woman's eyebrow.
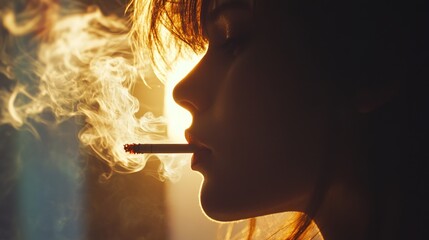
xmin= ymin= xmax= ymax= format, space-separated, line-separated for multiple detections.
xmin=206 ymin=0 xmax=252 ymax=21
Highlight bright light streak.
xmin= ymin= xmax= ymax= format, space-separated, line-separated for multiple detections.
xmin=163 ymin=50 xmax=203 ymax=144
xmin=160 ymin=53 xmax=202 ymax=181
xmin=164 ymin=64 xmax=194 ymax=142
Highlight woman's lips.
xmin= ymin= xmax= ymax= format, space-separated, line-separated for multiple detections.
xmin=185 ymin=130 xmax=212 ymax=171
xmin=191 ymin=147 xmax=212 ymax=171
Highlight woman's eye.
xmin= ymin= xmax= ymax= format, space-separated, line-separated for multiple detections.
xmin=205 ymin=3 xmax=252 ymax=57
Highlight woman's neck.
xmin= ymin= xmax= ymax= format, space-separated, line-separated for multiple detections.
xmin=314 ymin=181 xmax=371 ymax=240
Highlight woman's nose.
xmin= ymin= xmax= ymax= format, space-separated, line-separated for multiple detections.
xmin=172 ymin=58 xmax=215 ymax=114
xmin=173 ymin=78 xmax=200 ymax=114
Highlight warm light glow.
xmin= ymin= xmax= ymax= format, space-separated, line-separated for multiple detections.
xmin=164 ymin=59 xmax=200 ymax=141
xmin=161 ymin=52 xmax=203 ymax=181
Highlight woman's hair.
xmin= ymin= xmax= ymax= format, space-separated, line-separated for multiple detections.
xmin=127 ymin=0 xmax=208 ymax=79
xmin=128 ymin=0 xmax=428 ymax=239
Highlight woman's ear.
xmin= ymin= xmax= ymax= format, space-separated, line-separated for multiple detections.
xmin=355 ymin=80 xmax=401 ymax=113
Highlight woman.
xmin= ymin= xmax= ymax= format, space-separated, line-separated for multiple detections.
xmin=130 ymin=0 xmax=428 ymax=239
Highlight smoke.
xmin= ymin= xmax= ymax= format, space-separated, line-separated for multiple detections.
xmin=0 ymin=0 xmax=177 ymax=179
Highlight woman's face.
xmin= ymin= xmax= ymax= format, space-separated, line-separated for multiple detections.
xmin=173 ymin=0 xmax=334 ymax=221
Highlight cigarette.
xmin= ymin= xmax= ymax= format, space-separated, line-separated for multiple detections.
xmin=124 ymin=143 xmax=195 ymax=154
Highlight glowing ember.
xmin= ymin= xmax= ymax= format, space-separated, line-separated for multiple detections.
xmin=124 ymin=143 xmax=138 ymax=154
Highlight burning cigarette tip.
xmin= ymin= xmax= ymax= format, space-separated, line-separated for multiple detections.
xmin=124 ymin=143 xmax=139 ymax=154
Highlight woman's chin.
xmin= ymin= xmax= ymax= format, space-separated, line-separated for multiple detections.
xmin=199 ymin=183 xmax=259 ymax=222
xmin=198 ymin=185 xmax=231 ymax=220
xmin=201 ymin=202 xmax=247 ymax=222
